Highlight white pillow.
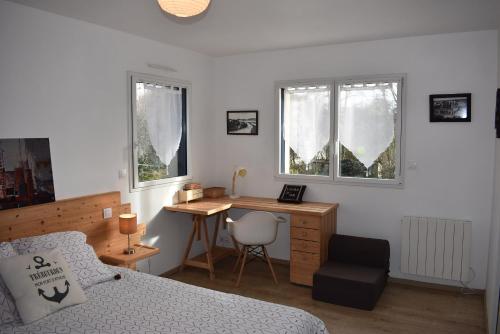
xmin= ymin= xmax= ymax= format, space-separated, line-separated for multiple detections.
xmin=0 ymin=248 xmax=87 ymax=324
xmin=12 ymin=231 xmax=115 ymax=289
xmin=0 ymin=242 xmax=19 ymax=324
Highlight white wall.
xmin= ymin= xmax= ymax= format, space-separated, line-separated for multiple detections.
xmin=0 ymin=0 xmax=215 ymax=275
xmin=485 ymin=12 xmax=500 ymax=334
xmin=213 ymin=30 xmax=498 ymax=289
xmin=1 ymin=0 xmax=498 ymax=293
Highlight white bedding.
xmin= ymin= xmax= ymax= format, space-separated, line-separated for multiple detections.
xmin=1 ymin=267 xmax=329 ymax=334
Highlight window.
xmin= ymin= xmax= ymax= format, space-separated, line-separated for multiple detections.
xmin=130 ymin=73 xmax=190 ymax=190
xmin=334 ymin=77 xmax=403 ymax=185
xmin=277 ymin=82 xmax=332 ymax=179
xmin=276 ymin=75 xmax=404 ymax=186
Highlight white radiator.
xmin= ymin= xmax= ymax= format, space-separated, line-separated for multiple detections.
xmin=401 ymin=216 xmax=471 ymax=282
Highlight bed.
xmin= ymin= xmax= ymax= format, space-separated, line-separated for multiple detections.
xmin=0 ymin=192 xmax=329 ymax=334
xmin=1 ymin=266 xmax=328 ymax=334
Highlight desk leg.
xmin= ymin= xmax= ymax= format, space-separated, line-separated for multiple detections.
xmin=221 ymin=211 xmax=241 ymax=256
xmin=211 ymin=213 xmax=221 ymax=251
xmin=201 ymin=217 xmax=215 ymax=280
xmin=180 ymin=215 xmax=198 ymax=272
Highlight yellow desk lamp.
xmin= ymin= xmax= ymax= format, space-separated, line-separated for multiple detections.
xmin=230 ymin=167 xmax=247 ymax=199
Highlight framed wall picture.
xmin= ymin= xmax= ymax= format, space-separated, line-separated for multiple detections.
xmin=429 ymin=93 xmax=471 ymax=122
xmin=0 ymin=138 xmax=55 ymax=211
xmin=227 ymin=110 xmax=258 ymax=135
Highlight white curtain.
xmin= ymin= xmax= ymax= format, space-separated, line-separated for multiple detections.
xmin=143 ymin=84 xmax=183 ymax=167
xmin=338 ymin=82 xmax=398 ymax=168
xmin=284 ymin=88 xmax=330 ymax=164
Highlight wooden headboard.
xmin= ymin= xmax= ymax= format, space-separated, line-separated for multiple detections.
xmin=0 ymin=192 xmax=145 ymax=257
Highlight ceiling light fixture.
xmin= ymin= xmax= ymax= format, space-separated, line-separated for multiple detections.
xmin=157 ymin=0 xmax=211 ymax=18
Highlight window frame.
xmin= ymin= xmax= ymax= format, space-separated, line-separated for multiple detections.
xmin=128 ymin=71 xmax=192 ymax=192
xmin=274 ymin=74 xmax=406 ymax=188
xmin=274 ymin=79 xmax=335 ymax=183
xmin=333 ymin=74 xmax=405 ymax=187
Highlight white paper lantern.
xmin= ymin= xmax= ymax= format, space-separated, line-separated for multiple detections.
xmin=157 ymin=0 xmax=211 ymax=18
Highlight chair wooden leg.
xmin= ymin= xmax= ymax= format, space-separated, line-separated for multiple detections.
xmin=262 ymin=246 xmax=278 ymax=284
xmin=236 ymin=246 xmax=248 ymax=287
xmin=233 ymin=247 xmax=242 ymax=273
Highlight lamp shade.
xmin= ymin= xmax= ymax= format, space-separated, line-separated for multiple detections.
xmin=157 ymin=0 xmax=210 ymax=18
xmin=119 ymin=213 xmax=137 ymax=235
xmin=236 ymin=167 xmax=247 ymax=177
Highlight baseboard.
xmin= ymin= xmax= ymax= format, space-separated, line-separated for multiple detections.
xmin=161 ymin=255 xmax=289 ymax=277
xmin=484 ymin=296 xmax=490 ymax=334
xmin=388 ymin=277 xmax=484 ymax=295
xmin=162 ymin=257 xmax=483 ymax=297
xmin=270 ymin=257 xmax=289 ymax=266
xmin=162 ymin=265 xmax=181 ymax=277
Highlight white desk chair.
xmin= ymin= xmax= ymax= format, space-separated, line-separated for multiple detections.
xmin=226 ymin=211 xmax=286 ymax=287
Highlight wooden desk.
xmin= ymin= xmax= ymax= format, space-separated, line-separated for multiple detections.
xmin=164 ymin=201 xmax=237 ymax=280
xmin=165 ymin=196 xmax=338 ymax=286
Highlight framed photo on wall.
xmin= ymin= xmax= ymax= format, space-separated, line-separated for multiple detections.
xmin=429 ymin=93 xmax=471 ymax=122
xmin=0 ymin=138 xmax=55 ymax=211
xmin=227 ymin=110 xmax=258 ymax=135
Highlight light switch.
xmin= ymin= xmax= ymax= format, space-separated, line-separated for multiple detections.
xmin=118 ymin=169 xmax=128 ymax=179
xmin=103 ymin=207 xmax=112 ymax=219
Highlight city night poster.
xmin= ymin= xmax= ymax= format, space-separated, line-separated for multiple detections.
xmin=0 ymin=138 xmax=55 ymax=210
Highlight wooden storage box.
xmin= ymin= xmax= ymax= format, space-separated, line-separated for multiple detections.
xmin=203 ymin=187 xmax=226 ymax=198
xmin=178 ymin=189 xmax=204 ymax=203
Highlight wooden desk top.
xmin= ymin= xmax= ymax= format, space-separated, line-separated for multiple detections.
xmin=164 ymin=201 xmax=232 ymax=216
xmin=164 ymin=196 xmax=337 ymax=216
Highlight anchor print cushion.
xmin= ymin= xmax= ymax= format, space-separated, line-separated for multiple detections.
xmin=11 ymin=231 xmax=115 ymax=289
xmin=0 ymin=242 xmax=19 ymax=324
xmin=0 ymin=248 xmax=87 ymax=324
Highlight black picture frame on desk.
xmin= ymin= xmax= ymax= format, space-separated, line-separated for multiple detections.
xmin=278 ymin=184 xmax=306 ymax=204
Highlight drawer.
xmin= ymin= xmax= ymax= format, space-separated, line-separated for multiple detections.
xmin=290 ymin=227 xmax=320 ymax=242
xmin=291 ymin=239 xmax=320 ymax=253
xmin=290 ymin=267 xmax=314 ymax=286
xmin=290 ymin=261 xmax=319 ymax=286
xmin=291 ymin=214 xmax=321 ymax=230
xmin=291 ymin=250 xmax=320 ymax=266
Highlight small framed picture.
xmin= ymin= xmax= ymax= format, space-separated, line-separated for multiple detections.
xmin=277 ymin=184 xmax=307 ymax=204
xmin=227 ymin=110 xmax=258 ymax=135
xmin=429 ymin=93 xmax=471 ymax=122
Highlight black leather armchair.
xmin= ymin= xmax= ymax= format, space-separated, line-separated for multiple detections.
xmin=312 ymin=234 xmax=390 ymax=310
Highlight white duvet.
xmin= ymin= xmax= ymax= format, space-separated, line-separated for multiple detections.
xmin=1 ymin=267 xmax=329 ymax=334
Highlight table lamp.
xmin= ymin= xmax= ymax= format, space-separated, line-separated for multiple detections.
xmin=119 ymin=213 xmax=137 ymax=254
xmin=230 ymin=167 xmax=247 ymax=199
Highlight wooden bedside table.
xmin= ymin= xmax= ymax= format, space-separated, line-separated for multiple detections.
xmin=100 ymin=244 xmax=160 ymax=271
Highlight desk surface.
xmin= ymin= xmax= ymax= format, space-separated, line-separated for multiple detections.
xmin=164 ymin=196 xmax=338 ymax=216
xmin=164 ymin=201 xmax=232 ymax=215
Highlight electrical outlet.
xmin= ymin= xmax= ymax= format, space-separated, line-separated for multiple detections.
xmin=218 ymin=235 xmax=230 ymax=245
xmin=103 ymin=207 xmax=112 ymax=219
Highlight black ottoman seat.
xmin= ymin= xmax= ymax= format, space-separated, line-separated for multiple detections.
xmin=312 ymin=234 xmax=390 ymax=310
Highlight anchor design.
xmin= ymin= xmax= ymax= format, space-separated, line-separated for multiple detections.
xmin=33 ymin=256 xmax=51 ymax=270
xmin=38 ymin=280 xmax=70 ymax=304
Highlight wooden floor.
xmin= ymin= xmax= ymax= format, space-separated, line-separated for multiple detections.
xmin=167 ymin=257 xmax=486 ymax=334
